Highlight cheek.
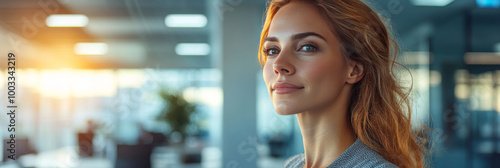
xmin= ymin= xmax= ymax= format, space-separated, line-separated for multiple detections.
xmin=303 ymin=59 xmax=347 ymax=89
xmin=262 ymin=63 xmax=274 ymax=80
xmin=263 ymin=63 xmax=274 ymax=85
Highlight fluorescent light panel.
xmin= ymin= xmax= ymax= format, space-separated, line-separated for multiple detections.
xmin=46 ymin=14 xmax=89 ymax=27
xmin=175 ymin=43 xmax=210 ymax=56
xmin=165 ymin=14 xmax=207 ymax=28
xmin=464 ymin=52 xmax=500 ymax=65
xmin=410 ymin=0 xmax=455 ymax=6
xmin=477 ymin=0 xmax=500 ymax=8
xmin=74 ymin=43 xmax=108 ymax=55
xmin=401 ymin=52 xmax=431 ymax=65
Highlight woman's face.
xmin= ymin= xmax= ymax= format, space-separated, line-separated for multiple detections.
xmin=263 ymin=1 xmax=355 ymax=115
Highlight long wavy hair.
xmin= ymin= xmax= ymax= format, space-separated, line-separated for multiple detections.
xmin=258 ymin=0 xmax=426 ymax=167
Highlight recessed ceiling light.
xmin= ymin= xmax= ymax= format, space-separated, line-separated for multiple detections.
xmin=410 ymin=0 xmax=455 ymax=6
xmin=46 ymin=14 xmax=89 ymax=27
xmin=477 ymin=0 xmax=500 ymax=8
xmin=165 ymin=14 xmax=207 ymax=28
xmin=74 ymin=43 xmax=108 ymax=55
xmin=464 ymin=52 xmax=500 ymax=65
xmin=175 ymin=43 xmax=210 ymax=56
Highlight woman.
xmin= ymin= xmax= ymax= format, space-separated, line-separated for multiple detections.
xmin=258 ymin=0 xmax=426 ymax=167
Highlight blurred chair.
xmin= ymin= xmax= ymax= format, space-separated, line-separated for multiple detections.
xmin=2 ymin=138 xmax=36 ymax=162
xmin=115 ymin=144 xmax=153 ymax=168
xmin=78 ymin=132 xmax=94 ymax=157
xmin=149 ymin=132 xmax=167 ymax=147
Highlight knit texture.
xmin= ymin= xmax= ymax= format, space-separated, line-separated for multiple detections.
xmin=283 ymin=138 xmax=398 ymax=168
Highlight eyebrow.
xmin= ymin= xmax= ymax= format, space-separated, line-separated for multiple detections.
xmin=264 ymin=32 xmax=327 ymax=43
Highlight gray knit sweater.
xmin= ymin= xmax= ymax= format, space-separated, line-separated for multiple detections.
xmin=283 ymin=138 xmax=398 ymax=168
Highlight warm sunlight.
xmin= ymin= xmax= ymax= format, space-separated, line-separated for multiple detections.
xmin=37 ymin=69 xmax=116 ymax=98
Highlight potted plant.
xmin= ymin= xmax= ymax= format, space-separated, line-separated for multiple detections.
xmin=155 ymin=88 xmax=202 ymax=163
xmin=156 ymin=89 xmax=197 ymax=143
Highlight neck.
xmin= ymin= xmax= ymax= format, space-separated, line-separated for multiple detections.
xmin=297 ymin=85 xmax=356 ymax=168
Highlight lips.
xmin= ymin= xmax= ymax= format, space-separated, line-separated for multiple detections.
xmin=272 ymin=82 xmax=304 ymax=94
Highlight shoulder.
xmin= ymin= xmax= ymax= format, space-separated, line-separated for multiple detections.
xmin=343 ymin=152 xmax=398 ymax=168
xmin=328 ymin=139 xmax=398 ymax=168
xmin=282 ymin=139 xmax=399 ymax=168
xmin=283 ymin=153 xmax=305 ymax=168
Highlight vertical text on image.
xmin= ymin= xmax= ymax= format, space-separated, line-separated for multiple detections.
xmin=6 ymin=52 xmax=17 ymax=160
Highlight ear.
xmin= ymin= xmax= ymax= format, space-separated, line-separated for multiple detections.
xmin=346 ymin=60 xmax=364 ymax=84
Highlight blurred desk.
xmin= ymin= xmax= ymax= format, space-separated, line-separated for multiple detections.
xmin=2 ymin=146 xmax=284 ymax=168
xmin=151 ymin=146 xmax=221 ymax=168
xmin=17 ymin=147 xmax=111 ymax=168
xmin=150 ymin=146 xmax=285 ymax=168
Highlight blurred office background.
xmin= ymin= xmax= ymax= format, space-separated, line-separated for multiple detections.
xmin=0 ymin=0 xmax=499 ymax=167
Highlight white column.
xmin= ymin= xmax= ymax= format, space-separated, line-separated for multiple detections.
xmin=220 ymin=1 xmax=262 ymax=167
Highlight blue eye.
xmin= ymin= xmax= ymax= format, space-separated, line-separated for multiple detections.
xmin=265 ymin=48 xmax=280 ymax=56
xmin=299 ymin=44 xmax=318 ymax=52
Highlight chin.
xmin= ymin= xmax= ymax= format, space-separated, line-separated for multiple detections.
xmin=274 ymin=105 xmax=303 ymax=115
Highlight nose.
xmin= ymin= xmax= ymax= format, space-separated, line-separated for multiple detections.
xmin=273 ymin=65 xmax=292 ymax=75
xmin=273 ymin=53 xmax=295 ymax=75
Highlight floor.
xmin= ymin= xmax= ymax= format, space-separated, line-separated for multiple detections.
xmin=0 ymin=146 xmax=287 ymax=168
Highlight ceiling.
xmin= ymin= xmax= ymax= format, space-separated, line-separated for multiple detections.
xmin=0 ymin=0 xmax=498 ymax=69
xmin=0 ymin=0 xmax=213 ymax=69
